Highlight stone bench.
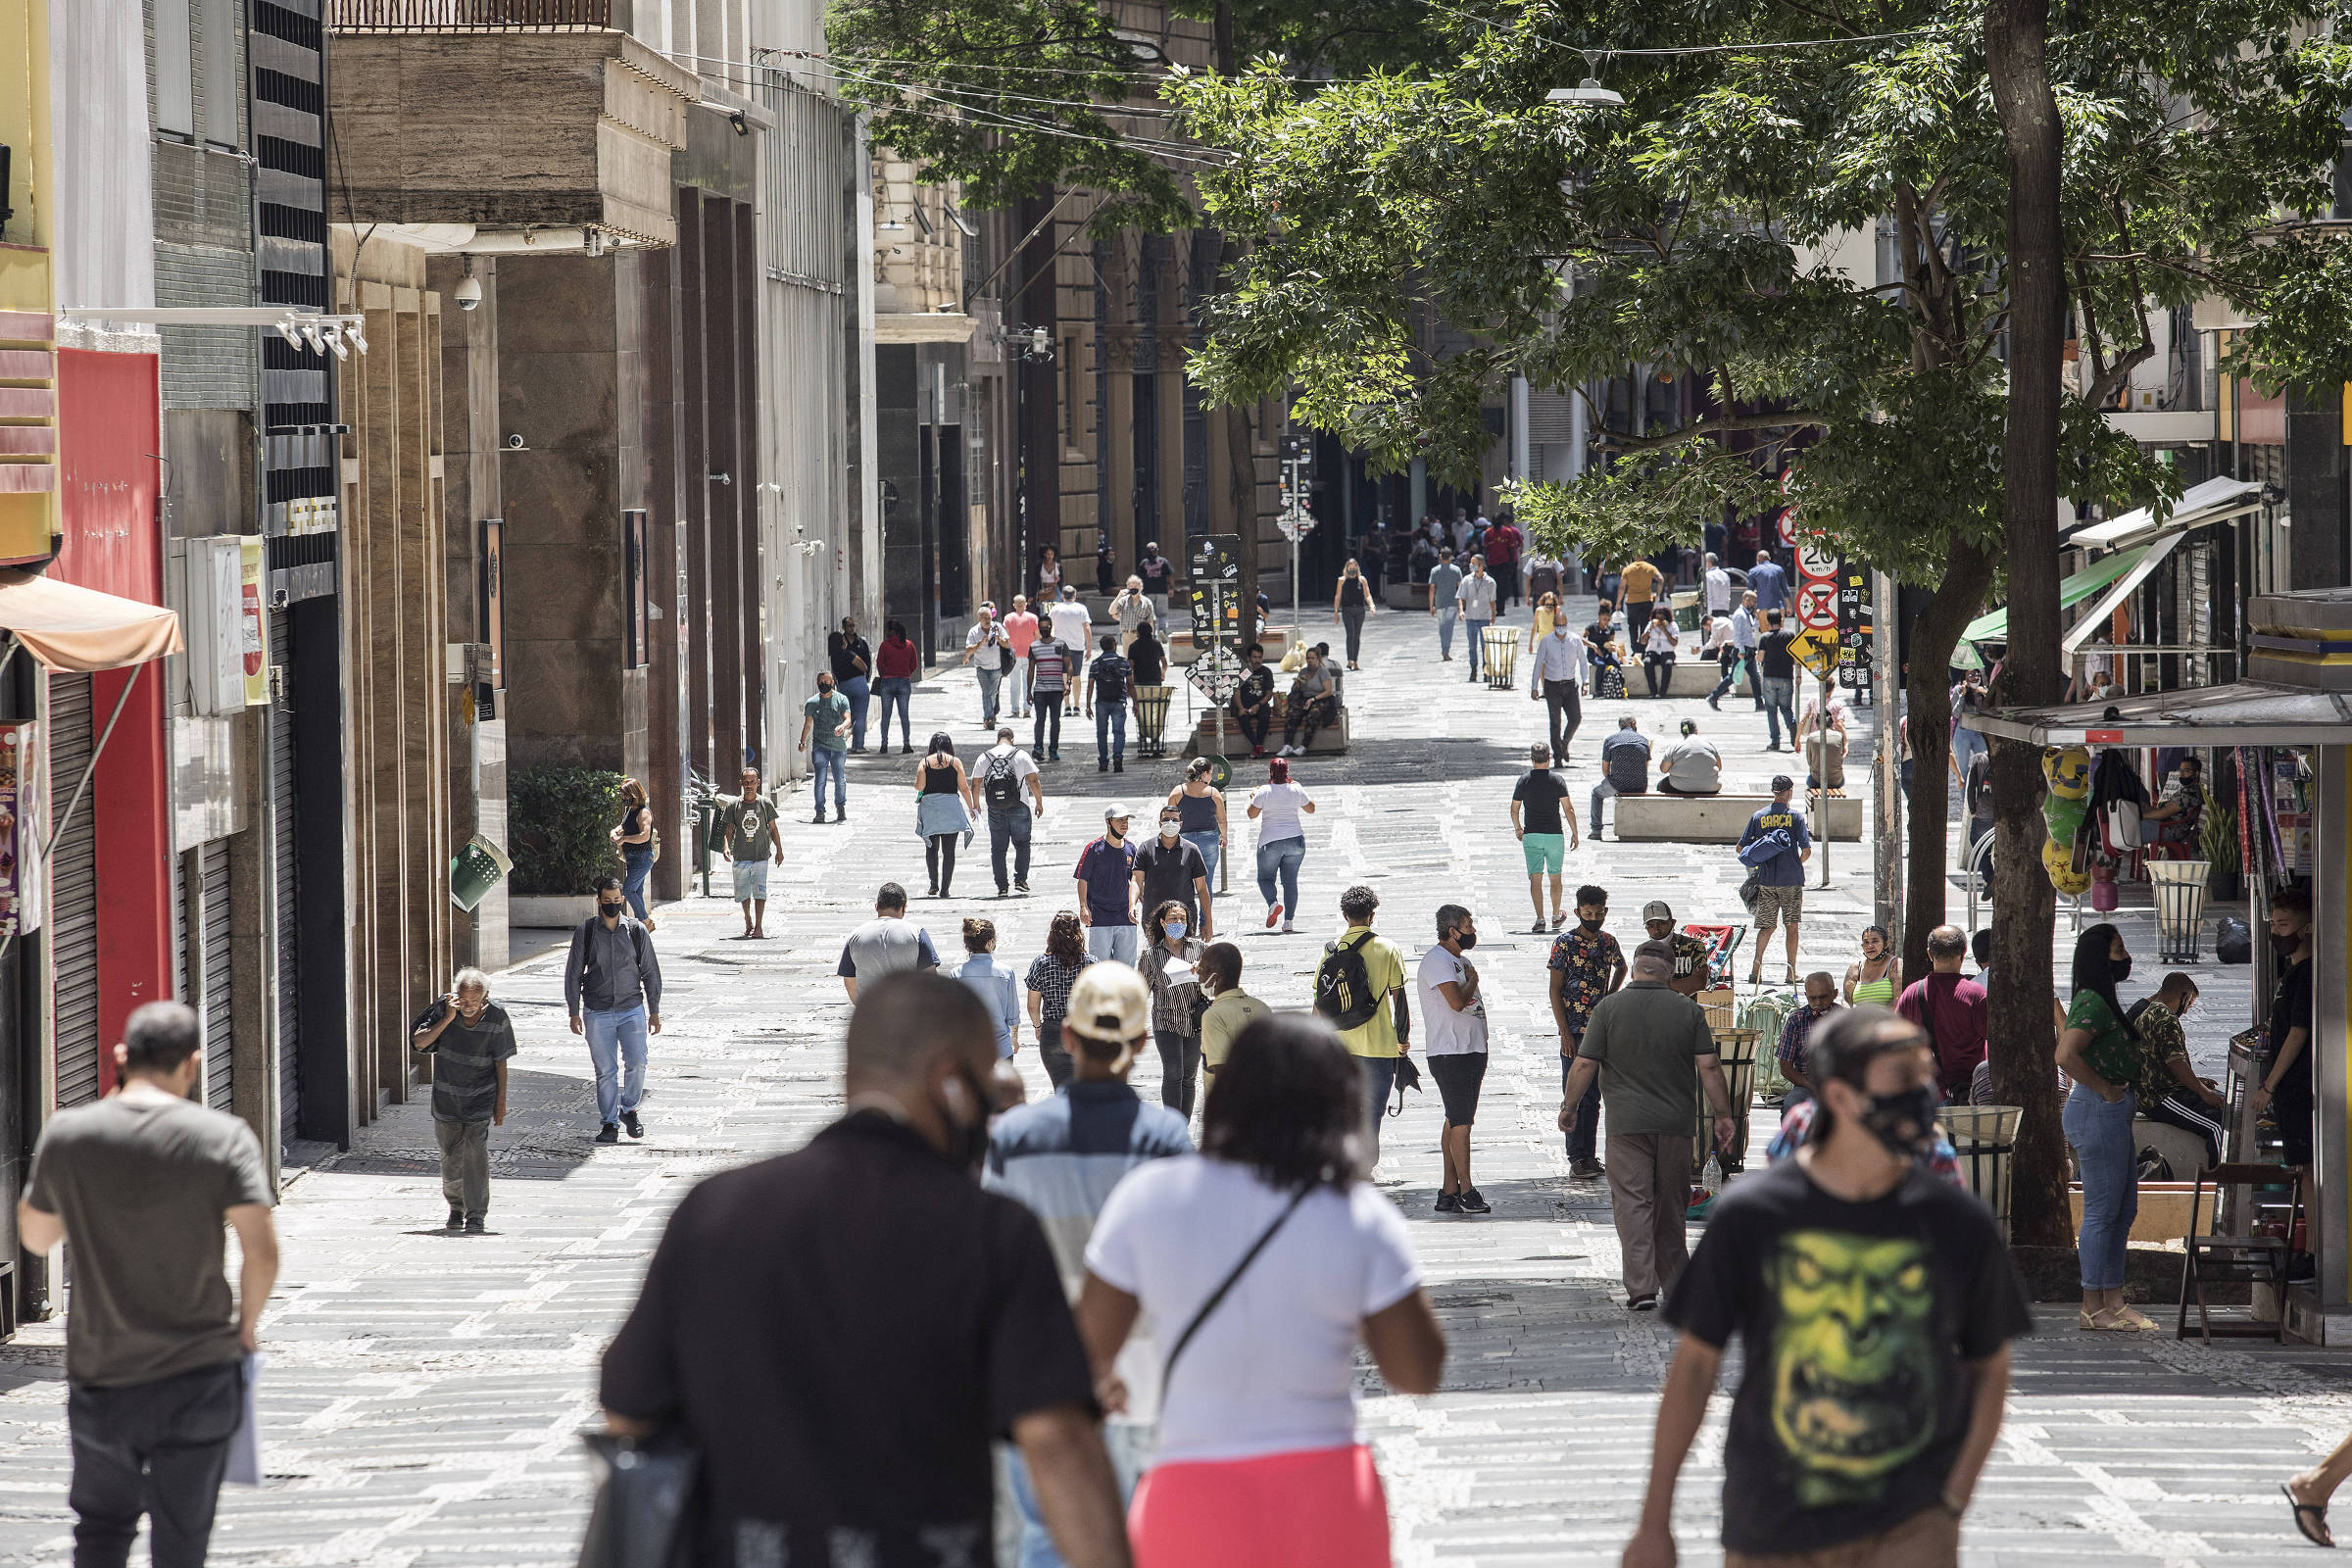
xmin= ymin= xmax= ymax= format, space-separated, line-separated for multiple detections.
xmin=1613 ymin=791 xmax=1863 ymax=843
xmin=1184 ymin=696 xmax=1348 ymax=758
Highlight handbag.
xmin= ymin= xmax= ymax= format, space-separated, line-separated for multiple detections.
xmin=1163 ymin=1187 xmax=1310 ymax=1389
xmin=1738 ymin=870 xmax=1762 ymax=914
xmin=576 ymin=1431 xmax=699 ymax=1568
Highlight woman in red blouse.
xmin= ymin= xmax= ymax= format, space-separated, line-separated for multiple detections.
xmin=873 ymin=620 xmax=920 ymax=754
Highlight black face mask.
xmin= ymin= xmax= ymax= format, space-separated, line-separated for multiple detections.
xmin=1859 ymin=1085 xmax=1939 ymax=1160
xmin=1579 ymin=917 xmax=1603 ymax=932
xmin=1454 ymin=930 xmax=1477 ymax=952
xmin=819 ymin=683 xmax=835 ymax=696
xmin=2110 ymin=956 xmax=2132 ymax=983
xmin=2274 ymin=926 xmax=2304 ymax=955
xmin=600 ymin=901 xmax=625 ymax=919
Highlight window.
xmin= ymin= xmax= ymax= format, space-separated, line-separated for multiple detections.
xmin=155 ymin=0 xmax=194 ymax=136
xmin=201 ymin=0 xmax=239 ymax=147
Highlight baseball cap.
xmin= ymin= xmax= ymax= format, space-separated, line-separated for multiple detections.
xmin=1103 ymin=803 xmax=1131 ymax=820
xmin=1064 ymin=963 xmax=1151 ymax=1044
xmin=1642 ymin=900 xmax=1674 ymax=923
xmin=1770 ymin=773 xmax=1794 ymax=793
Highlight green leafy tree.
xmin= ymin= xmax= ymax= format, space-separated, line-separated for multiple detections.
xmin=1171 ymin=0 xmax=2352 ymax=1244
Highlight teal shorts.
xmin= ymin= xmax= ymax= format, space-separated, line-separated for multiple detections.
xmin=1522 ymin=832 xmax=1566 ymax=876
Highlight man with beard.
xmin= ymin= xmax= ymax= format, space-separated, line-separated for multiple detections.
xmin=1623 ymin=1007 xmax=2031 ymax=1568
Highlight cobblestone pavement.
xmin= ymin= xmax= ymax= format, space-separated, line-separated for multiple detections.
xmin=0 ymin=601 xmax=2343 ymax=1567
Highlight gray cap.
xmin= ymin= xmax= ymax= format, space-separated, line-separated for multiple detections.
xmin=1642 ymin=901 xmax=1674 ymax=923
xmin=1103 ymin=803 xmax=1131 ymax=820
xmin=1771 ymin=773 xmax=1794 ymax=793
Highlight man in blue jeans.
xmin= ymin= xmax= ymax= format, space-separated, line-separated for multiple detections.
xmin=1084 ymin=632 xmax=1131 ymax=773
xmin=566 ymin=875 xmax=663 ymax=1145
xmin=1428 ymin=547 xmax=1464 ymax=661
xmin=1457 ymin=555 xmax=1498 ymax=680
xmin=1073 ymin=805 xmax=1139 ymax=962
xmin=799 ymin=672 xmax=852 ymax=823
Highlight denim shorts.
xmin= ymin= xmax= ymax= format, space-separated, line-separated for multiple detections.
xmin=732 ymin=858 xmax=770 ymax=900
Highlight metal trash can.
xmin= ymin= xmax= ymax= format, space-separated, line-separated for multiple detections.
xmin=1134 ymin=686 xmax=1173 ymax=759
xmin=1703 ymin=1027 xmax=1761 ymax=1175
xmin=1943 ymin=1103 xmax=2021 ymax=1240
xmin=2149 ymin=858 xmax=2212 ymax=963
xmin=1481 ymin=625 xmax=1521 ymax=690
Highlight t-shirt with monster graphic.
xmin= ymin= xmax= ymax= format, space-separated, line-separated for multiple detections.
xmin=1661 ymin=1157 xmax=2032 ymax=1554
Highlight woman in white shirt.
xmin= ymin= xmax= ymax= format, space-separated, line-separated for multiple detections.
xmin=1078 ymin=1011 xmax=1446 ymax=1568
xmin=1246 ymin=758 xmax=1316 ymax=934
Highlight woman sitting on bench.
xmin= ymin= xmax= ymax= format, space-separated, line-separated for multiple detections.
xmin=1656 ymin=719 xmax=1722 ymax=797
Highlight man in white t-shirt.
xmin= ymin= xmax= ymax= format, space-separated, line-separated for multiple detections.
xmin=960 ymin=602 xmax=1013 ymax=727
xmin=976 ymin=726 xmax=1047 ymax=896
xmin=1702 ymin=553 xmax=1734 ymax=616
xmin=1049 ymin=584 xmax=1094 ymax=652
xmin=1418 ymin=904 xmax=1492 ymax=1215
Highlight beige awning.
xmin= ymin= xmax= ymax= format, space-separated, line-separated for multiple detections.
xmin=0 ymin=568 xmax=183 ymax=671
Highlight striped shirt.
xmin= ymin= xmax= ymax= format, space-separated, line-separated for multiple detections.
xmin=1029 ymin=639 xmax=1071 ymax=695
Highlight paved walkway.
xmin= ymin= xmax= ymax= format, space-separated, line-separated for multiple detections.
xmin=0 ymin=602 xmax=2343 ymax=1566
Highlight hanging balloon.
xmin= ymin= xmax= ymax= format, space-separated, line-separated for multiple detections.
xmin=2087 ymin=862 xmax=2120 ymax=912
xmin=2042 ymin=793 xmax=2088 ymax=850
xmin=2042 ymin=745 xmax=2092 ymax=800
xmin=2043 ymin=834 xmax=2093 ymax=897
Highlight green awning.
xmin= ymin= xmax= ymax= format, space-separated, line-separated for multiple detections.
xmin=1960 ymin=544 xmax=2148 ymax=646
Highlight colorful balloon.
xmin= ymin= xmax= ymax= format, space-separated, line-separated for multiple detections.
xmin=2042 ymin=745 xmax=2091 ymax=800
xmin=2041 ymin=793 xmax=2087 ymax=850
xmin=2043 ymin=834 xmax=2093 ymax=896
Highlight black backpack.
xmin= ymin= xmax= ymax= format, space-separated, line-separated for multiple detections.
xmin=1095 ymin=656 xmax=1128 ymax=703
xmin=1313 ymin=931 xmax=1382 ymax=1031
xmin=982 ymin=750 xmax=1022 ymax=811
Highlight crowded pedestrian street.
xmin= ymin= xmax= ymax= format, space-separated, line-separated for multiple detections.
xmin=2 ymin=605 xmax=2344 ymax=1567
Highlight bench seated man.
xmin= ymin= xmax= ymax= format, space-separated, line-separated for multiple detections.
xmin=2142 ymin=754 xmax=2206 ymax=852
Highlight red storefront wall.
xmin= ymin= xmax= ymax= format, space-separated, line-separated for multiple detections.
xmin=53 ymin=348 xmax=170 ymax=1092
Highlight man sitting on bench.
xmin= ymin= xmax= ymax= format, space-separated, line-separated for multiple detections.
xmin=1231 ymin=642 xmax=1275 ymax=760
xmin=1279 ymin=642 xmax=1342 ymax=758
xmin=2142 ymin=753 xmax=2205 ymax=851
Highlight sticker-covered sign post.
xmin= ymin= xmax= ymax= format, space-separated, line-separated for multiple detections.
xmin=1187 ymin=533 xmax=1246 ymax=892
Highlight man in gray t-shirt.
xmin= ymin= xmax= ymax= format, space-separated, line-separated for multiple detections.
xmin=1428 ymin=549 xmax=1466 ymax=662
xmin=838 ymin=882 xmax=942 ymax=1000
xmin=20 ymin=1001 xmax=277 ymax=1565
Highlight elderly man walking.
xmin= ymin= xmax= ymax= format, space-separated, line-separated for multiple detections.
xmin=1559 ymin=940 xmax=1738 ymax=1310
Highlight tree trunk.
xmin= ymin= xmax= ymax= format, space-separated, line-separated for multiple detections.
xmin=1211 ymin=3 xmax=1260 ymax=643
xmin=1898 ymin=545 xmax=1997 ymax=980
xmin=1986 ymin=0 xmax=2073 ymax=1247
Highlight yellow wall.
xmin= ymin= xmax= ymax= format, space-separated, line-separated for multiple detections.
xmin=0 ymin=0 xmax=58 ymax=563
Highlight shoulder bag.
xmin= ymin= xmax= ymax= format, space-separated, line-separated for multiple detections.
xmin=1163 ymin=1186 xmax=1311 ymax=1389
xmin=576 ymin=1430 xmax=699 ymax=1568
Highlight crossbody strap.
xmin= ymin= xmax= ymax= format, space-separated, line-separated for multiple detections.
xmin=1162 ymin=1186 xmax=1311 ymax=1391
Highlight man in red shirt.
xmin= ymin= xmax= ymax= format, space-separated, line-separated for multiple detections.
xmin=1486 ymin=514 xmax=1524 ymax=612
xmin=1895 ymin=923 xmax=1988 ymax=1102
xmin=1004 ymin=594 xmax=1042 ymax=718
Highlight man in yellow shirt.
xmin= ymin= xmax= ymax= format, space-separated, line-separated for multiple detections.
xmin=1320 ymin=884 xmax=1412 ymax=1169
xmin=1618 ymin=556 xmax=1667 ymax=636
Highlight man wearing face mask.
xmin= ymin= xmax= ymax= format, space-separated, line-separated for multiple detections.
xmin=1627 ymin=1007 xmax=2033 ymax=1568
xmin=600 ymin=972 xmax=1133 ymax=1568
xmin=1130 ymin=808 xmax=1213 ymax=938
xmin=985 ymin=962 xmax=1190 ymax=1568
xmin=565 ymin=874 xmax=662 ymax=1146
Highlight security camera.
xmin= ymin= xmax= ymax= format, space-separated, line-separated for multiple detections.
xmin=506 ymin=432 xmax=524 ymax=450
xmin=454 ymin=275 xmax=482 ymax=311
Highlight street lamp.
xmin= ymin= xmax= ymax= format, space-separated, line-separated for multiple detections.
xmin=1547 ymin=52 xmax=1625 ymax=109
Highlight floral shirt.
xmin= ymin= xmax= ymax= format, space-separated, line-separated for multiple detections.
xmin=1766 ymin=1098 xmax=1964 ymax=1187
xmin=1547 ymin=927 xmax=1624 ymax=1037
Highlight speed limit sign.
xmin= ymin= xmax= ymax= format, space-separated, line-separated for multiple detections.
xmin=1796 ymin=581 xmax=1838 ymax=630
xmin=1797 ymin=542 xmax=1838 ymax=580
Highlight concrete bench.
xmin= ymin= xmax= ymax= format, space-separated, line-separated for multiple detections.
xmin=1664 ymin=660 xmax=1752 ymax=699
xmin=1613 ymin=792 xmax=1863 ymax=842
xmin=1184 ymin=697 xmax=1348 ymax=758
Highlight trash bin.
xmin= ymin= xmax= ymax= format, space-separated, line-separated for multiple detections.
xmin=1943 ymin=1103 xmax=2021 ymax=1240
xmin=1481 ymin=625 xmax=1521 ymax=690
xmin=2149 ymin=858 xmax=2212 ymax=963
xmin=1134 ymin=686 xmax=1173 ymax=759
xmin=697 ymin=802 xmax=719 ymax=898
xmin=1703 ymin=1027 xmax=1760 ymax=1175
xmin=449 ymin=833 xmax=513 ymax=913
xmin=1672 ymin=590 xmax=1701 ymax=633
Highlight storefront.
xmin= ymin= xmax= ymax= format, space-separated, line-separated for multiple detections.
xmin=1969 ymin=590 xmax=2352 ymax=1339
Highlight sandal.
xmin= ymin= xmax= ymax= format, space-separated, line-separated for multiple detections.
xmin=2283 ymin=1482 xmax=2334 ymax=1547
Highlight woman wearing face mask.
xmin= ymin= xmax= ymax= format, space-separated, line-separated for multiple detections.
xmin=1138 ymin=901 xmax=1207 ymax=1119
xmin=2056 ymin=923 xmax=2160 ymax=1331
xmin=913 ymin=732 xmax=977 ymax=899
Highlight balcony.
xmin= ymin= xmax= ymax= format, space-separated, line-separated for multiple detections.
xmin=328 ymin=22 xmax=695 ymax=247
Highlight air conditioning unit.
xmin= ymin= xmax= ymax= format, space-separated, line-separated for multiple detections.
xmin=2132 ymin=387 xmax=2163 ymax=411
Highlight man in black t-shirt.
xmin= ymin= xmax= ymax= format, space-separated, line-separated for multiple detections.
xmin=1230 ymin=644 xmax=1276 ymax=759
xmin=1508 ymin=742 xmax=1581 ymax=933
xmin=1131 ymin=808 xmax=1212 ymax=936
xmin=1758 ymin=609 xmax=1798 ymax=751
xmin=2257 ymin=886 xmax=2316 ymax=1224
xmin=1630 ymin=1007 xmax=2031 ymax=1568
xmin=601 ymin=973 xmax=1129 ymax=1568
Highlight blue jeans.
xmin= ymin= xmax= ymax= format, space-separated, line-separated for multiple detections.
xmin=1006 ymin=660 xmax=1030 ymax=714
xmin=1256 ymin=835 xmax=1305 ymax=914
xmin=2064 ymin=1084 xmax=2138 ymax=1290
xmin=990 ymin=807 xmax=1032 ymax=891
xmin=621 ymin=846 xmax=654 ymax=921
xmin=1006 ymin=1425 xmax=1152 ymax=1568
xmin=841 ymin=675 xmax=871 ymax=749
xmin=975 ymin=664 xmax=1003 ymax=725
xmin=1465 ymin=617 xmax=1492 ymax=678
xmin=1087 ymin=922 xmax=1139 ymax=964
xmin=1437 ymin=607 xmax=1458 ymax=658
xmin=584 ymin=1002 xmax=649 ymax=1125
xmin=874 ymin=675 xmax=912 ymax=750
xmin=1763 ymin=676 xmax=1796 ymax=746
xmin=1563 ymin=1052 xmax=1601 ymax=1163
xmin=809 ymin=746 xmax=847 ymax=811
xmin=1183 ymin=830 xmax=1221 ymax=898
xmin=1361 ymin=1054 xmax=1397 ymax=1165
xmin=1096 ymin=702 xmax=1126 ymax=764
xmin=1741 ymin=650 xmax=1762 ymax=708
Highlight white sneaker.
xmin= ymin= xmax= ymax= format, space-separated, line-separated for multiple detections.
xmin=1281 ymin=920 xmax=1294 ymax=933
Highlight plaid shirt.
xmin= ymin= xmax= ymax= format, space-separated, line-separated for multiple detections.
xmin=1546 ymin=927 xmax=1623 ymax=1035
xmin=1025 ymin=953 xmax=1095 ymax=1033
xmin=1777 ymin=1001 xmax=1842 ymax=1078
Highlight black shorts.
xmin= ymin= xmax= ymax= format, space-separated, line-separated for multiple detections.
xmin=2275 ymin=1083 xmax=2315 ymax=1166
xmin=1427 ymin=1052 xmax=1489 ymax=1125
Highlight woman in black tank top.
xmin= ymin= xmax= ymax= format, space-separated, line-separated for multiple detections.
xmin=914 ymin=734 xmax=977 ymax=896
xmin=1332 ymin=558 xmax=1376 ymax=670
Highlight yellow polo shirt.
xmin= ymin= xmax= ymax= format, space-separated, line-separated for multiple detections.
xmin=1333 ymin=924 xmax=1408 ymax=1059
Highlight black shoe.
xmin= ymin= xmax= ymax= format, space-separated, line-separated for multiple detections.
xmin=927 ymin=884 xmax=940 ymax=898
xmin=1014 ymin=881 xmax=1031 ymax=894
xmin=836 ymin=809 xmax=848 ymax=822
xmin=1112 ymin=760 xmax=1123 ymax=773
xmin=595 ymin=1123 xmax=620 ymax=1145
xmin=622 ymin=1111 xmax=644 ymax=1140
xmin=447 ymin=1206 xmax=464 ymax=1232
xmin=1435 ymin=1191 xmax=1460 ymax=1213
xmin=997 ymin=886 xmax=1010 ymax=899
xmin=1570 ymin=1157 xmax=1605 ymax=1180
xmin=812 ymin=811 xmax=828 ymax=824
xmin=1456 ymin=1188 xmax=1492 ymax=1214
xmin=464 ymin=1217 xmax=486 ymax=1235
xmin=1099 ymin=760 xmax=1109 ymax=772
xmin=901 ymin=745 xmax=914 ymax=755
xmin=1707 ymin=694 xmax=1721 ymax=710
xmin=1629 ymin=1294 xmax=1659 ymax=1312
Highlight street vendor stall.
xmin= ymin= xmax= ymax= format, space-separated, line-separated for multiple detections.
xmin=1963 ymin=586 xmax=2352 ymax=1340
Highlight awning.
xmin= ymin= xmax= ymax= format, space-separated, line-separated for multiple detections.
xmin=1960 ymin=545 xmax=2148 ymax=646
xmin=2062 ymin=531 xmax=2184 ymax=655
xmin=1962 ymin=680 xmax=2352 ymax=747
xmin=2067 ymin=475 xmax=2263 ymax=553
xmin=0 ymin=568 xmax=183 ymax=671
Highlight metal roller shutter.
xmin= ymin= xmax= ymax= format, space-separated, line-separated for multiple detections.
xmin=271 ymin=613 xmax=300 ymax=1148
xmin=48 ymin=674 xmax=98 ymax=1108
xmin=202 ymin=839 xmax=233 ymax=1110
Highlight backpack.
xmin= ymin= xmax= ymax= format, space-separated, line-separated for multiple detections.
xmin=1095 ymin=656 xmax=1128 ymax=703
xmin=981 ymin=749 xmax=1022 ymax=812
xmin=1313 ymin=931 xmax=1382 ymax=1031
